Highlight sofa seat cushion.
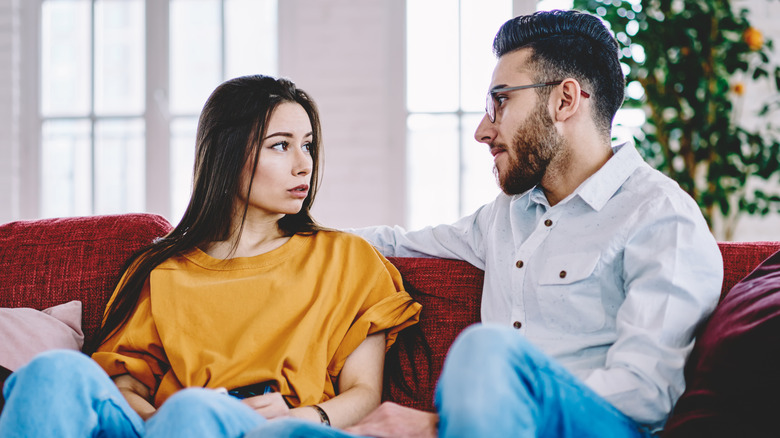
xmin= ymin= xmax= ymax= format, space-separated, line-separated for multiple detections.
xmin=663 ymin=248 xmax=780 ymax=437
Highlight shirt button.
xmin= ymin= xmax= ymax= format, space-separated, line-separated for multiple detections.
xmin=513 ymin=321 xmax=522 ymax=329
xmin=544 ymin=219 xmax=553 ymax=227
xmin=515 ymin=260 xmax=524 ymax=268
xmin=559 ymin=270 xmax=567 ymax=278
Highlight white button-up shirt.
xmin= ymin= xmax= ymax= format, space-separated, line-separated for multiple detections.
xmin=350 ymin=143 xmax=723 ymax=429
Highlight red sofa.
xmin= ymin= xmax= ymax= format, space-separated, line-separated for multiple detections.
xmin=1 ymin=213 xmax=779 ymax=432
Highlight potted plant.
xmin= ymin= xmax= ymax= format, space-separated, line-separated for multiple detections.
xmin=573 ymin=0 xmax=780 ymax=239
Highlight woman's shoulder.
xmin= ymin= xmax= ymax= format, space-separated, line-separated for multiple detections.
xmin=152 ymin=250 xmax=196 ymax=270
xmin=311 ymin=229 xmax=380 ymax=251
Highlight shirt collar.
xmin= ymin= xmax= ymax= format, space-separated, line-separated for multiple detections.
xmin=575 ymin=142 xmax=645 ymax=211
xmin=515 ymin=142 xmax=645 ymax=212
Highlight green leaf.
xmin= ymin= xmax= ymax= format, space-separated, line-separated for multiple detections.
xmin=576 ymin=0 xmax=780 ymax=232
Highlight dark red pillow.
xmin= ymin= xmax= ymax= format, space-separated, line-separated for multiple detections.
xmin=664 ymin=249 xmax=780 ymax=437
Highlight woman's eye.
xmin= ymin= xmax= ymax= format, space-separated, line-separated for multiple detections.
xmin=270 ymin=141 xmax=288 ymax=151
xmin=302 ymin=143 xmax=312 ymax=153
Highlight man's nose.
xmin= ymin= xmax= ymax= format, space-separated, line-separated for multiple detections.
xmin=474 ymin=114 xmax=496 ymax=145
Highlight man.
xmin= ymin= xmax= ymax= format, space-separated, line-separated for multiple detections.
xmin=341 ymin=9 xmax=722 ymax=438
xmin=243 ymin=9 xmax=722 ymax=438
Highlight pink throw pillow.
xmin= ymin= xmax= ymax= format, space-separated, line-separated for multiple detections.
xmin=0 ymin=300 xmax=85 ymax=371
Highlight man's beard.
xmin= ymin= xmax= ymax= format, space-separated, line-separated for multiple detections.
xmin=495 ymin=101 xmax=565 ymax=195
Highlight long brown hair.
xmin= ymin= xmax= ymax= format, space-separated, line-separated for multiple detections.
xmin=88 ymin=75 xmax=323 ymax=353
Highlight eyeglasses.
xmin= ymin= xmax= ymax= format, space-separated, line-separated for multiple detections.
xmin=485 ymin=81 xmax=591 ymax=123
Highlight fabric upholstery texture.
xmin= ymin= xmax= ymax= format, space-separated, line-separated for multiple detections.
xmin=717 ymin=241 xmax=780 ymax=299
xmin=0 ymin=300 xmax=84 ymax=371
xmin=3 ymin=213 xmax=780 ymax=428
xmin=0 ymin=214 xmax=173 ymax=344
xmin=663 ymin=247 xmax=780 ymax=437
xmin=383 ymin=257 xmax=483 ymax=411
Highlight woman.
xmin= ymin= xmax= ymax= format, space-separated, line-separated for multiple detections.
xmin=0 ymin=75 xmax=420 ymax=437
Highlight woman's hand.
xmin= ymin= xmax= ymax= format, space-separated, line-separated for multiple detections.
xmin=241 ymin=333 xmax=387 ymax=426
xmin=113 ymin=373 xmax=157 ymax=420
xmin=241 ymin=392 xmax=290 ymax=420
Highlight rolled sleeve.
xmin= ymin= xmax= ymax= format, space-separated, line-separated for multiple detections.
xmin=328 ymin=258 xmax=421 ymax=377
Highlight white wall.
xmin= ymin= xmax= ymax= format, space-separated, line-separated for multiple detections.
xmin=1 ymin=0 xmax=779 ymax=239
xmin=278 ymin=0 xmax=406 ymax=228
xmin=0 ymin=0 xmax=19 ymax=224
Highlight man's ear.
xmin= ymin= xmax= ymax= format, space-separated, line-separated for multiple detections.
xmin=551 ymin=78 xmax=584 ymax=122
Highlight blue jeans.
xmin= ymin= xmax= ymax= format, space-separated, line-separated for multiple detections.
xmin=0 ymin=350 xmax=265 ymax=438
xmin=246 ymin=418 xmax=361 ymax=437
xmin=253 ymin=324 xmax=656 ymax=438
xmin=434 ymin=324 xmax=656 ymax=437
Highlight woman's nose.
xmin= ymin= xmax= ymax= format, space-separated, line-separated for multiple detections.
xmin=294 ymin=149 xmax=312 ymax=176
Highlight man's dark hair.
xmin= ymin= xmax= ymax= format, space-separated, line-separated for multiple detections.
xmin=493 ymin=10 xmax=625 ymax=136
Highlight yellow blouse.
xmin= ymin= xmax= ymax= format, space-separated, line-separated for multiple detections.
xmin=93 ymin=231 xmax=421 ymax=407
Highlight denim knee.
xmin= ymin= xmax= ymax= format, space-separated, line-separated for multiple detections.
xmin=437 ymin=323 xmax=547 ymax=406
xmin=14 ymin=349 xmax=96 ymax=384
xmin=149 ymin=388 xmax=264 ymax=438
xmin=159 ymin=387 xmax=222 ymax=413
xmin=445 ymin=324 xmax=526 ymax=367
xmin=451 ymin=324 xmax=547 ymax=366
xmin=246 ymin=417 xmax=364 ymax=438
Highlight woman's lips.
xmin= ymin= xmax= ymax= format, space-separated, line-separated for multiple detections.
xmin=289 ymin=185 xmax=309 ymax=198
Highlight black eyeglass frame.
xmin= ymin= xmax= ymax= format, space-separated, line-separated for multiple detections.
xmin=485 ymin=81 xmax=591 ymax=123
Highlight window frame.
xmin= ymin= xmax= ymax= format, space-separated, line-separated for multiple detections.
xmin=19 ymin=0 xmax=171 ymax=219
xmin=405 ymin=0 xmax=527 ymax=229
xmin=20 ymin=0 xmax=277 ymax=221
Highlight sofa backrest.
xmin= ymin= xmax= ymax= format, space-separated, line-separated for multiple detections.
xmin=383 ymin=257 xmax=483 ymax=410
xmin=718 ymin=241 xmax=780 ymax=299
xmin=2 ymin=213 xmax=780 ymax=412
xmin=0 ymin=214 xmax=173 ymax=343
xmin=383 ymin=243 xmax=780 ymax=410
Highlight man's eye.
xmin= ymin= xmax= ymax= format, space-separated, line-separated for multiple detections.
xmin=496 ymin=95 xmax=508 ymax=106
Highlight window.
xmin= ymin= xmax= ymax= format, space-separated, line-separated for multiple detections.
xmin=41 ymin=0 xmax=145 ymax=218
xmin=406 ymin=0 xmax=511 ymax=230
xmin=405 ymin=0 xmax=645 ymax=230
xmin=39 ymin=0 xmax=277 ymax=222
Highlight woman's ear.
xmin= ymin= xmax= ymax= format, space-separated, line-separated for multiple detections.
xmin=552 ymin=78 xmax=584 ymax=122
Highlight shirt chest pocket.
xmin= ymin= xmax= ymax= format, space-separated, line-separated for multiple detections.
xmin=535 ymin=252 xmax=605 ymax=333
